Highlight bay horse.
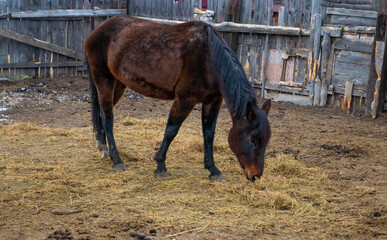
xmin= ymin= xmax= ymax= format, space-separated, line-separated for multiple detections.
xmin=85 ymin=15 xmax=271 ymax=182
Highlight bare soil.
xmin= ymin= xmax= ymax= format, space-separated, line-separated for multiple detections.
xmin=0 ymin=77 xmax=386 ymax=239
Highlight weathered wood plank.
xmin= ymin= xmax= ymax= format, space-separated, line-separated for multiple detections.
xmin=0 ymin=61 xmax=85 ymax=69
xmin=0 ymin=29 xmax=84 ymax=60
xmin=134 ymin=16 xmax=311 ymax=36
xmin=328 ymin=15 xmax=376 ymax=27
xmin=11 ymin=9 xmax=126 ymax=18
xmin=335 ymin=50 xmax=372 ymax=65
xmin=335 ymin=39 xmax=373 ymax=53
xmin=342 ymin=81 xmax=354 ymax=114
xmin=240 ymin=0 xmax=252 ymax=24
xmin=326 ymin=7 xmax=377 ymax=18
xmin=332 ymin=61 xmax=370 ymax=89
xmin=320 ymin=32 xmax=330 ymax=106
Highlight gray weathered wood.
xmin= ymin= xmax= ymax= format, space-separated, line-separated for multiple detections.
xmin=326 ymin=7 xmax=377 ymax=18
xmin=342 ymin=81 xmax=354 ymax=113
xmin=328 ymin=15 xmax=376 ymax=26
xmin=313 ymin=78 xmax=321 ymax=106
xmin=334 ymin=39 xmax=373 ymax=53
xmin=0 ymin=29 xmax=84 ymax=60
xmin=11 ymin=9 xmax=126 ymax=18
xmin=319 ymin=32 xmax=330 ymax=106
xmin=0 ymin=61 xmax=85 ymax=69
xmin=278 ymin=6 xmax=285 ymax=27
xmin=261 ymin=34 xmax=270 ymax=98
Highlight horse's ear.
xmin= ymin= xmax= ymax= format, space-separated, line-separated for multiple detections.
xmin=246 ymin=101 xmax=257 ymax=122
xmin=261 ymin=99 xmax=271 ymax=116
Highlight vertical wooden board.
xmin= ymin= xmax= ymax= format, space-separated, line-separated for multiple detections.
xmin=294 ymin=0 xmax=302 ymax=27
xmin=14 ymin=1 xmax=23 ymax=78
xmin=342 ymin=81 xmax=353 ymax=113
xmin=194 ymin=0 xmax=201 ymax=9
xmin=172 ymin=0 xmax=178 ymax=20
xmin=288 ymin=0 xmax=296 ymax=27
xmin=267 ymin=0 xmax=273 ymax=25
xmin=239 ymin=44 xmax=249 ymax=77
xmin=240 ymin=0 xmax=252 ymax=24
xmin=184 ymin=0 xmax=190 ymax=21
xmin=30 ymin=19 xmax=40 ymax=77
xmin=58 ymin=20 xmax=69 ymax=76
xmin=247 ymin=45 xmax=257 ymax=82
xmin=162 ymin=0 xmax=168 ymax=19
xmin=68 ymin=20 xmax=78 ymax=76
xmin=302 ymin=0 xmax=310 ymax=29
xmin=21 ymin=19 xmax=35 ymax=77
xmin=278 ymin=6 xmax=285 ymax=26
xmin=295 ymin=57 xmax=307 ymax=84
xmin=0 ymin=1 xmax=9 ymax=78
xmin=259 ymin=0 xmax=267 ymax=25
xmin=128 ymin=0 xmax=135 ymax=15
xmin=189 ymin=0 xmax=195 ymax=20
xmin=166 ymin=0 xmax=173 ymax=20
xmin=267 ymin=49 xmax=282 ymax=84
xmin=76 ymin=0 xmax=83 ymax=9
xmin=208 ymin=0 xmax=214 ymax=11
xmin=284 ymin=57 xmax=295 ymax=84
xmin=156 ymin=0 xmax=162 ymax=18
xmin=256 ymin=35 xmax=264 ymax=83
xmin=178 ymin=0 xmax=184 ymax=20
xmin=282 ymin=0 xmax=288 ymax=27
xmin=215 ymin=0 xmax=222 ymax=22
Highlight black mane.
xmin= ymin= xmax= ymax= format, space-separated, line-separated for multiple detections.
xmin=207 ymin=26 xmax=270 ymax=145
xmin=207 ymin=25 xmax=256 ymax=119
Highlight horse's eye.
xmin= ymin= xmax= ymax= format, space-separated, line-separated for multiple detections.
xmin=248 ymin=136 xmax=258 ymax=146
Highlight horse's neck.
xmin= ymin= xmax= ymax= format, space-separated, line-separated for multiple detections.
xmin=217 ymin=79 xmax=254 ymax=121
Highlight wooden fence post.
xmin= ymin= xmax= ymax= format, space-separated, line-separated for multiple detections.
xmin=320 ymin=31 xmax=330 ymax=106
xmin=366 ymin=13 xmax=386 ymax=118
xmin=310 ymin=0 xmax=323 ymax=106
xmin=261 ymin=0 xmax=273 ymax=99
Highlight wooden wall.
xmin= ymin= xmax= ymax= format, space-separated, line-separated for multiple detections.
xmin=0 ymin=0 xmax=381 ymax=113
xmin=320 ymin=2 xmax=378 ymax=112
xmin=0 ymin=0 xmax=126 ymax=79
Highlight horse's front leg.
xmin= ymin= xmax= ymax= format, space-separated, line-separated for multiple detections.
xmin=202 ymin=98 xmax=226 ymax=182
xmin=154 ymin=99 xmax=194 ymax=178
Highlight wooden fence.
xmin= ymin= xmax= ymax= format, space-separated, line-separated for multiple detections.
xmin=0 ymin=0 xmax=383 ymax=114
xmin=0 ymin=0 xmax=126 ymax=79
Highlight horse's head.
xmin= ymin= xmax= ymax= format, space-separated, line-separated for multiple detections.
xmin=228 ymin=100 xmax=271 ymax=182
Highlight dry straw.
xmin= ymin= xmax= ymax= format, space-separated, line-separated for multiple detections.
xmin=0 ymin=118 xmax=373 ymax=239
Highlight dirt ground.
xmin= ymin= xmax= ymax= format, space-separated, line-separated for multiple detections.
xmin=0 ymin=76 xmax=386 ymax=239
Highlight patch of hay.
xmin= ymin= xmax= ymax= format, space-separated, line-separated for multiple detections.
xmin=0 ymin=118 xmax=365 ymax=239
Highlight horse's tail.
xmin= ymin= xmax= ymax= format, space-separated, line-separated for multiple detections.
xmin=86 ymin=56 xmax=101 ymax=136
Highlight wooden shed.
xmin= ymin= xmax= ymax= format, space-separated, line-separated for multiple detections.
xmin=0 ymin=0 xmax=385 ymax=117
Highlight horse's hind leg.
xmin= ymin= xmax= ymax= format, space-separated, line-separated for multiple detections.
xmin=95 ymin=77 xmax=126 ymax=171
xmin=202 ymin=98 xmax=226 ymax=182
xmin=96 ymin=81 xmax=126 ymax=159
xmin=154 ymin=99 xmax=195 ymax=178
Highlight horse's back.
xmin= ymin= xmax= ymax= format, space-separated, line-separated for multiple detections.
xmin=86 ymin=15 xmax=217 ymax=101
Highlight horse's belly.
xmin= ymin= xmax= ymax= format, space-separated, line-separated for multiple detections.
xmin=118 ymin=66 xmax=178 ymax=100
xmin=124 ymin=75 xmax=176 ymax=100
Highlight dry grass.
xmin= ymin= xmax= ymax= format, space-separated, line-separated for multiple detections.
xmin=0 ymin=118 xmax=385 ymax=239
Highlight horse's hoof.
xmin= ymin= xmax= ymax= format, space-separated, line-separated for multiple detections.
xmin=209 ymin=174 xmax=227 ymax=182
xmin=113 ymin=163 xmax=127 ymax=171
xmin=154 ymin=171 xmax=169 ymax=179
xmin=101 ymin=150 xmax=109 ymax=159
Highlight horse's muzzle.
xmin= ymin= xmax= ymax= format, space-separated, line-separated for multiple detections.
xmin=250 ymin=174 xmax=261 ymax=182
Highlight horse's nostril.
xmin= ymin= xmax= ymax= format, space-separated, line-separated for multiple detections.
xmin=251 ymin=174 xmax=261 ymax=182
